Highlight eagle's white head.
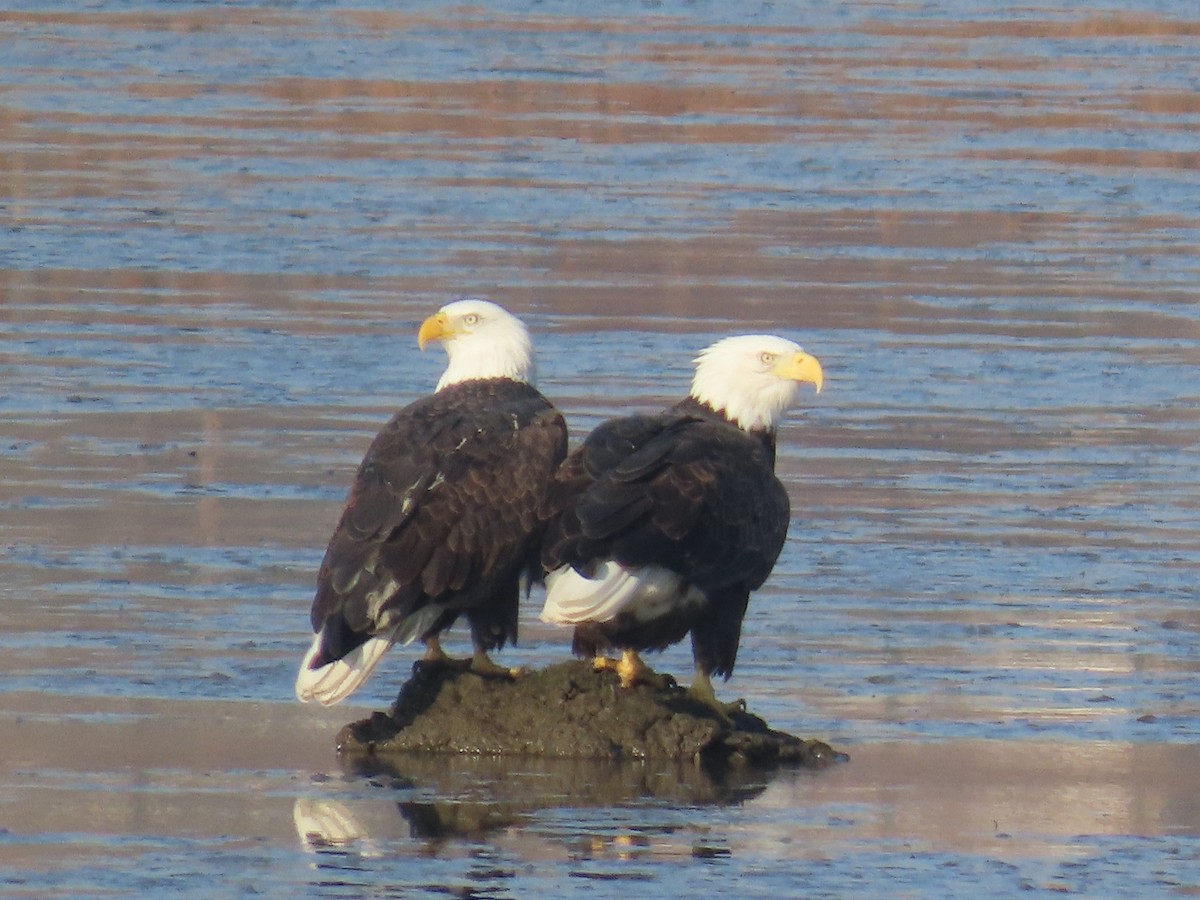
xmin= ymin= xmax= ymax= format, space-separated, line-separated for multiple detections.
xmin=417 ymin=298 xmax=535 ymax=391
xmin=689 ymin=334 xmax=824 ymax=432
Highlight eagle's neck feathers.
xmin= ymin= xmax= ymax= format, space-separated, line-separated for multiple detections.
xmin=688 ymin=350 xmax=799 ymax=433
xmin=436 ymin=319 xmax=535 ymax=391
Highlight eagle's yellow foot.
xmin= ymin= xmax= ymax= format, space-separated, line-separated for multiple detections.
xmin=595 ymin=650 xmax=675 ymax=690
xmin=469 ymin=650 xmax=526 ymax=680
xmin=687 ymin=671 xmax=746 ymax=728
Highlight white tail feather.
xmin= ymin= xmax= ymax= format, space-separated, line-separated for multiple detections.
xmin=295 ymin=630 xmax=395 ymax=706
xmin=541 ymin=561 xmax=691 ymax=625
xmin=293 ymin=799 xmax=369 ymax=851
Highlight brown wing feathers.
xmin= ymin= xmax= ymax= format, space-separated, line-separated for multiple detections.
xmin=310 ymin=379 xmax=566 ymax=663
xmin=545 ymin=413 xmax=787 ymax=595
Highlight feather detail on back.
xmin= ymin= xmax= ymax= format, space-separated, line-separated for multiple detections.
xmin=297 ymin=377 xmax=565 ymax=704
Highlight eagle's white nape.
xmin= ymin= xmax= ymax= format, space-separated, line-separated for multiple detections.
xmin=542 ymin=561 xmax=705 ymax=625
xmin=421 ymin=298 xmax=535 ymax=391
xmin=295 ymin=630 xmax=396 ymax=706
xmin=689 ymin=334 xmax=818 ymax=432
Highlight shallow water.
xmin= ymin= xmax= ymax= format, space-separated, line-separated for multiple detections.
xmin=3 ymin=1 xmax=1200 ymax=897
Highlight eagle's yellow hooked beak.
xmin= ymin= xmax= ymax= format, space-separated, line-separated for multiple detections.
xmin=417 ymin=312 xmax=452 ymax=350
xmin=776 ymin=351 xmax=824 ymax=393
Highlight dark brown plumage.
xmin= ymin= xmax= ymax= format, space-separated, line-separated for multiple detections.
xmin=541 ymin=398 xmax=789 ymax=683
xmin=538 ymin=334 xmax=823 ymax=705
xmin=315 ymin=379 xmax=567 ymax=659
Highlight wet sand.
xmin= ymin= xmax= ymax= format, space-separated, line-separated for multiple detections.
xmin=6 ymin=691 xmax=1199 ymax=847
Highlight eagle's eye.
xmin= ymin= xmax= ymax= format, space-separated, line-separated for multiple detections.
xmin=759 ymin=351 xmax=776 ymax=365
xmin=463 ymin=313 xmax=481 ymax=326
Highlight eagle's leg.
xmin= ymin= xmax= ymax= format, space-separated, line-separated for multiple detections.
xmin=687 ymin=668 xmax=746 ymax=726
xmin=595 ymin=649 xmax=674 ymax=690
xmin=416 ymin=635 xmax=472 ymax=673
xmin=421 ymin=636 xmax=460 ymax=667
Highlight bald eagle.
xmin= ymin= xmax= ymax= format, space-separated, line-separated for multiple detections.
xmin=296 ymin=299 xmax=568 ymax=705
xmin=539 ymin=335 xmax=823 ymax=711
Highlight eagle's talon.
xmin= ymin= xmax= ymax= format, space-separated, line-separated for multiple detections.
xmin=686 ymin=672 xmax=748 ymax=728
xmin=594 ymin=650 xmax=673 ymax=690
xmin=468 ymin=651 xmax=525 ymax=681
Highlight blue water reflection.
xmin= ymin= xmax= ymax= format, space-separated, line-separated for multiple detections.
xmin=3 ymin=0 xmax=1200 ymax=896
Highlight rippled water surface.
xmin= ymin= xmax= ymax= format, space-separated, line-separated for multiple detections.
xmin=3 ymin=2 xmax=1199 ymax=897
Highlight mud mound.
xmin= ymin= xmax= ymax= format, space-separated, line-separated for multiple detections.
xmin=336 ymin=659 xmax=843 ymax=768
